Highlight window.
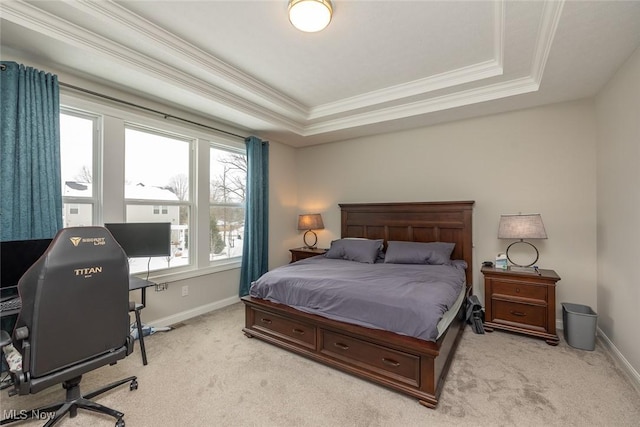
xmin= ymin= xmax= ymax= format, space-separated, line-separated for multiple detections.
xmin=210 ymin=147 xmax=246 ymax=262
xmin=125 ymin=125 xmax=192 ymax=274
xmin=151 ymin=205 xmax=168 ymax=215
xmin=59 ymin=94 xmax=246 ymax=280
xmin=60 ymin=110 xmax=99 ymax=227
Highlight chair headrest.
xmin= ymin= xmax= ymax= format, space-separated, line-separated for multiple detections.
xmin=39 ymin=226 xmax=129 ymax=276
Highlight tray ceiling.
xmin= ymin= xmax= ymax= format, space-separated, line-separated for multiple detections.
xmin=1 ymin=1 xmax=639 ymax=147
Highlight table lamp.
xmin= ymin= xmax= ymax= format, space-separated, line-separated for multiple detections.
xmin=297 ymin=213 xmax=324 ymax=249
xmin=498 ymin=213 xmax=547 ymax=271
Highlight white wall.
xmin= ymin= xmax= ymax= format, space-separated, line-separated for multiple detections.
xmin=296 ymin=100 xmax=599 ymax=322
xmin=267 ymin=141 xmax=301 ymax=268
xmin=595 ymin=46 xmax=640 ymax=379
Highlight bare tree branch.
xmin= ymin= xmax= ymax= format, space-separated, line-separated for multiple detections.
xmin=166 ymin=174 xmax=189 ymax=201
xmin=74 ymin=165 xmax=92 ymax=183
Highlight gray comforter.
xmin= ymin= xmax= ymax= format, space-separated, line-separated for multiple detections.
xmin=249 ymin=256 xmax=467 ymax=342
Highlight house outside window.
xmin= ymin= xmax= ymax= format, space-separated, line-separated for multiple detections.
xmin=152 ymin=205 xmax=169 ymax=215
xmin=125 ymin=125 xmax=192 ymax=274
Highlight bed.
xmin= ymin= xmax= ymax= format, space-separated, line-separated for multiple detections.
xmin=241 ymin=201 xmax=474 ymax=408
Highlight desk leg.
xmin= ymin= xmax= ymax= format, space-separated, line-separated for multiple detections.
xmin=133 ymin=305 xmax=148 ymax=366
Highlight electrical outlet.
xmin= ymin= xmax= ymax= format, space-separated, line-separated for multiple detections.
xmin=155 ymin=283 xmax=168 ymax=292
xmin=181 ymin=285 xmax=189 ymax=297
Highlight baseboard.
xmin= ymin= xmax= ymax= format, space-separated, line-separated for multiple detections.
xmin=596 ymin=327 xmax=640 ymax=395
xmin=148 ymin=295 xmax=241 ymax=328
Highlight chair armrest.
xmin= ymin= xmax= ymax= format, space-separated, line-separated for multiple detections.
xmin=14 ymin=327 xmax=29 ymax=340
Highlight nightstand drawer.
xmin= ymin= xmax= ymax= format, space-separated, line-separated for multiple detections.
xmin=321 ymin=330 xmax=419 ymax=387
xmin=492 ymin=299 xmax=547 ymax=330
xmin=492 ymin=280 xmax=547 ymax=302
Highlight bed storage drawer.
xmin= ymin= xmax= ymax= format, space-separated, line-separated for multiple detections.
xmin=248 ymin=307 xmax=316 ymax=350
xmin=320 ymin=330 xmax=420 ymax=386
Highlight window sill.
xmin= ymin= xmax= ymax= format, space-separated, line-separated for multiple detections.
xmin=135 ymin=259 xmax=242 ymax=284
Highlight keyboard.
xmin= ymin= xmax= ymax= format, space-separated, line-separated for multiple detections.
xmin=0 ymin=298 xmax=21 ymax=313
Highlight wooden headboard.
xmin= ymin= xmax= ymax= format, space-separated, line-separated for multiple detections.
xmin=339 ymin=201 xmax=474 ymax=285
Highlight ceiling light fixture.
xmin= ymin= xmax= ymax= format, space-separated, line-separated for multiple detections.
xmin=288 ymin=0 xmax=333 ymax=33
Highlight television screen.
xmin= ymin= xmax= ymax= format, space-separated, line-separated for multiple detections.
xmin=104 ymin=222 xmax=171 ymax=258
xmin=1 ymin=238 xmax=53 ymax=290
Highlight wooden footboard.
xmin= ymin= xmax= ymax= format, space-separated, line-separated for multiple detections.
xmin=242 ymin=293 xmax=468 ymax=408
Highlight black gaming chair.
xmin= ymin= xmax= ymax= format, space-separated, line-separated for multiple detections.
xmin=0 ymin=226 xmax=138 ymax=427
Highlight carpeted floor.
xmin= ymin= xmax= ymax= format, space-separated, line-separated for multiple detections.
xmin=2 ymin=302 xmax=639 ymax=426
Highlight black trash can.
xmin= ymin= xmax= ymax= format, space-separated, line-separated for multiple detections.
xmin=562 ymin=302 xmax=598 ymax=351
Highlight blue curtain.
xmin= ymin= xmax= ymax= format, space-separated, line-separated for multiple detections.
xmin=0 ymin=61 xmax=62 ymax=241
xmin=239 ymin=136 xmax=269 ymax=297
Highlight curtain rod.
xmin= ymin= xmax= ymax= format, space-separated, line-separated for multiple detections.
xmin=59 ymin=81 xmax=246 ymax=141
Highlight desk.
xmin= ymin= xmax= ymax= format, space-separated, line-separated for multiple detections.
xmin=129 ymin=276 xmax=155 ymax=307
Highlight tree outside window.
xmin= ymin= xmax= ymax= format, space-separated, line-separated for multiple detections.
xmin=210 ymin=149 xmax=246 ymax=262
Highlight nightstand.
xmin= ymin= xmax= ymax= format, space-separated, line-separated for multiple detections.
xmin=289 ymin=247 xmax=327 ymax=263
xmin=481 ymin=266 xmax=560 ymax=345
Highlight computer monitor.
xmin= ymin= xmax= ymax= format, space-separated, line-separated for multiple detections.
xmin=104 ymin=222 xmax=171 ymax=258
xmin=1 ymin=238 xmax=53 ymax=296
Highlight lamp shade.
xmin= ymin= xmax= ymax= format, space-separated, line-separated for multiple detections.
xmin=288 ymin=0 xmax=333 ymax=32
xmin=498 ymin=214 xmax=547 ymax=240
xmin=297 ymin=213 xmax=324 ymax=230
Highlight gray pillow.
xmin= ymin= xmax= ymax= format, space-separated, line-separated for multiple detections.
xmin=325 ymin=238 xmax=384 ymax=264
xmin=384 ymin=241 xmax=455 ymax=265
xmin=343 ymin=237 xmax=385 ymax=261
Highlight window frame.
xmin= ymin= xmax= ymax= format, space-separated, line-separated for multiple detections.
xmin=123 ymin=123 xmax=194 ymax=275
xmin=60 ymin=107 xmax=102 ymax=226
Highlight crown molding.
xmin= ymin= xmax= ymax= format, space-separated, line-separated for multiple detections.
xmin=67 ymin=0 xmax=308 ymax=118
xmin=494 ymin=0 xmax=506 ymax=69
xmin=0 ymin=0 xmax=305 ymax=133
xmin=303 ymin=77 xmax=539 ymax=135
xmin=1 ymin=0 xmax=564 ymax=138
xmin=308 ymin=59 xmax=503 ymax=120
xmin=530 ymin=0 xmax=565 ymax=84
